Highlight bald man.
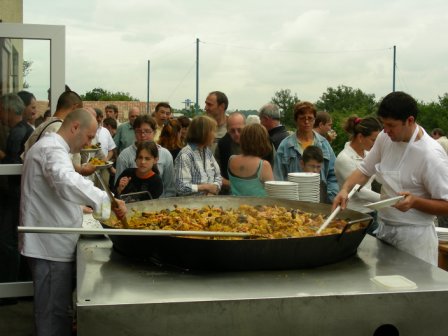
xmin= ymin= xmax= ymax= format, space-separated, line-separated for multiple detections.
xmin=215 ymin=112 xmax=245 ymax=192
xmin=20 ymin=108 xmax=127 ymax=336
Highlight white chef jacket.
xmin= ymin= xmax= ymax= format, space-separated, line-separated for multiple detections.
xmin=359 ymin=129 xmax=448 ymax=226
xmin=358 ymin=128 xmax=448 ymax=265
xmin=20 ymin=132 xmax=110 ymax=262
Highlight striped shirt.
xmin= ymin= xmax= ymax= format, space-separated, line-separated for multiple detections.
xmin=174 ymin=143 xmax=222 ymax=196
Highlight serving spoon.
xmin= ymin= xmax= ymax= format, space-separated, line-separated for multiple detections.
xmin=316 ymin=184 xmax=362 ymax=234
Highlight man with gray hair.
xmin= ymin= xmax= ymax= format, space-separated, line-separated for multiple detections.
xmin=259 ymin=103 xmax=289 ymax=150
xmin=0 ymin=93 xmax=33 ymax=163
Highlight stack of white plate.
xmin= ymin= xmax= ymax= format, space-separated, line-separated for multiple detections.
xmin=265 ymin=181 xmax=299 ymax=200
xmin=436 ymin=227 xmax=448 ymax=243
xmin=287 ymin=172 xmax=320 ymax=203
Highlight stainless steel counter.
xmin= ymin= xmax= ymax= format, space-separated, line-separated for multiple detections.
xmin=76 ymin=235 xmax=448 ymax=336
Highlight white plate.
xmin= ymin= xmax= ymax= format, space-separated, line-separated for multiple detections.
xmin=92 ymin=161 xmax=113 ymax=169
xmin=364 ymin=196 xmax=405 ymax=210
xmin=288 ymin=172 xmax=319 ymax=178
xmin=265 ymin=181 xmax=298 ymax=186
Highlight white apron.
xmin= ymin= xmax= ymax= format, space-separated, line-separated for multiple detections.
xmin=374 ymin=126 xmax=438 ymax=265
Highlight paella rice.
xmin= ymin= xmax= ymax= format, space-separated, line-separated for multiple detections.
xmin=107 ymin=204 xmax=357 ymax=239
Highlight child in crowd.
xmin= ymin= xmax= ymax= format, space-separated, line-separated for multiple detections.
xmin=114 ymin=141 xmax=163 ymax=200
xmin=300 ymin=145 xmax=327 ymax=203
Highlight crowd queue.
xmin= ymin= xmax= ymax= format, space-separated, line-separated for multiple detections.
xmin=1 ymin=89 xmax=448 ymax=335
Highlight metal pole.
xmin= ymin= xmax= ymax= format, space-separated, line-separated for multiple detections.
xmin=195 ymin=38 xmax=199 ymax=115
xmin=392 ymin=45 xmax=396 ymax=92
xmin=147 ymin=60 xmax=150 ymax=114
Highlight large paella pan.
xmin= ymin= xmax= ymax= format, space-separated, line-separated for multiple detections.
xmin=102 ymin=196 xmax=373 ymax=271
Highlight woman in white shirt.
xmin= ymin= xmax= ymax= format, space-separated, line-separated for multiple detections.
xmin=335 ymin=116 xmax=382 ymax=216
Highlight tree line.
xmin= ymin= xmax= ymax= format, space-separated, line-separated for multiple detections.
xmin=271 ymin=85 xmax=448 ymax=154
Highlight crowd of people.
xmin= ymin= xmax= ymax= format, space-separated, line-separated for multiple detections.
xmin=1 ymin=89 xmax=448 ymax=335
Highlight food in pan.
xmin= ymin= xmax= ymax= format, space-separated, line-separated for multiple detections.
xmin=107 ymin=204 xmax=361 ymax=239
xmin=89 ymin=157 xmax=107 ymax=166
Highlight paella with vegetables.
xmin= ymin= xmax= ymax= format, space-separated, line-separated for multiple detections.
xmin=107 ymin=204 xmax=363 ymax=239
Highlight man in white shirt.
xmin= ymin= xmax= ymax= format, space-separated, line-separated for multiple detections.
xmin=152 ymin=102 xmax=171 ymax=142
xmin=93 ymin=108 xmax=116 ymax=161
xmin=20 ymin=108 xmax=126 ymax=336
xmin=82 ymin=108 xmax=117 ymax=188
xmin=333 ymin=91 xmax=448 ymax=265
xmin=431 ymin=128 xmax=448 ymax=154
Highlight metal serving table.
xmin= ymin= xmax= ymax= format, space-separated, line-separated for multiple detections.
xmin=76 ymin=235 xmax=448 ymax=336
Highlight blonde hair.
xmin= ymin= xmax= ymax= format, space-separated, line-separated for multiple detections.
xmin=186 ymin=115 xmax=217 ymax=145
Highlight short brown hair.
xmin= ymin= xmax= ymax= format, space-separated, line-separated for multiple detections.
xmin=155 ymin=102 xmax=171 ymax=112
xmin=302 ymin=145 xmax=323 ymax=164
xmin=186 ymin=115 xmax=217 ymax=145
xmin=133 ymin=114 xmax=157 ymax=131
xmin=177 ymin=115 xmax=191 ymax=128
xmin=208 ymin=91 xmax=228 ymax=110
xmin=105 ymin=104 xmax=118 ymax=113
xmin=240 ymin=124 xmax=272 ymax=157
xmin=313 ymin=111 xmax=331 ymax=128
xmin=293 ymin=101 xmax=316 ymax=122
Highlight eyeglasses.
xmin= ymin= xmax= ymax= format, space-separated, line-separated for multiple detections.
xmin=298 ymin=116 xmax=315 ymax=123
xmin=135 ymin=129 xmax=154 ymax=135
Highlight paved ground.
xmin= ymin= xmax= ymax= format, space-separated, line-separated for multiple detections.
xmin=0 ymin=298 xmax=33 ymax=336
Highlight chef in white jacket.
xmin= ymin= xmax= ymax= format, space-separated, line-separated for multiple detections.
xmin=333 ymin=91 xmax=448 ymax=266
xmin=20 ymin=108 xmax=127 ymax=336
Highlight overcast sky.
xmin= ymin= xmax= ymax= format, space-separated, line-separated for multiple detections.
xmin=23 ymin=0 xmax=448 ymax=110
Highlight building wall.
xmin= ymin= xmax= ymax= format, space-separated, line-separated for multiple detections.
xmin=36 ymin=100 xmax=159 ymax=122
xmin=0 ymin=0 xmax=24 ymax=95
xmin=0 ymin=0 xmax=23 ymax=23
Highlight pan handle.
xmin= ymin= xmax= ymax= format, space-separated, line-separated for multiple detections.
xmin=338 ymin=217 xmax=372 ymax=241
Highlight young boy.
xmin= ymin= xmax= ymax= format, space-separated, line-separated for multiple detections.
xmin=299 ymin=145 xmax=328 ymax=203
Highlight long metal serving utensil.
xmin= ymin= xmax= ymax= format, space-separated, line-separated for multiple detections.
xmin=94 ymin=170 xmax=129 ymax=228
xmin=17 ymin=226 xmax=251 ymax=238
xmin=316 ymin=184 xmax=362 ymax=234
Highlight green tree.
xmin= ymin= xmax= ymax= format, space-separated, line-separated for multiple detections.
xmin=23 ymin=60 xmax=33 ymax=89
xmin=315 ymin=85 xmax=377 ymax=114
xmin=418 ymin=94 xmax=448 ymax=134
xmin=316 ymin=85 xmax=378 ymax=154
xmin=81 ymin=88 xmax=138 ymax=101
xmin=271 ymin=88 xmax=300 ymax=129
